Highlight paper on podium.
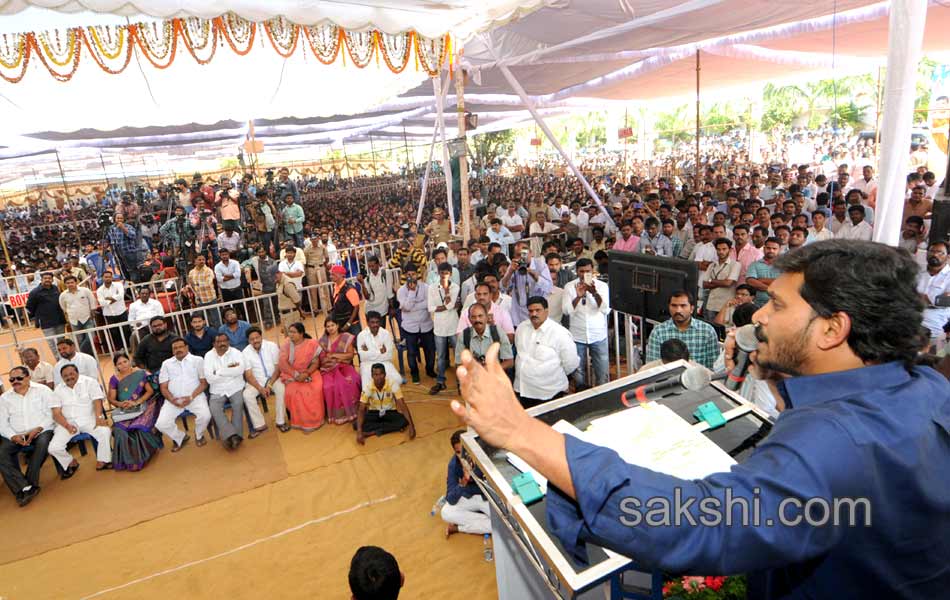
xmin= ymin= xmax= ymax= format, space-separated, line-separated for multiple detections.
xmin=585 ymin=403 xmax=736 ymax=480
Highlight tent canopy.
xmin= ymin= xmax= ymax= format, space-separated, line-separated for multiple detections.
xmin=1 ymin=0 xmax=948 ymax=158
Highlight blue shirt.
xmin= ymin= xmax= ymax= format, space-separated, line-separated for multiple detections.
xmin=184 ymin=326 xmax=218 ymax=357
xmin=745 ymin=259 xmax=781 ymax=306
xmin=446 ymin=455 xmax=484 ymax=505
xmin=546 ymin=362 xmax=950 ymax=599
xmin=220 ymin=320 xmax=251 ymax=351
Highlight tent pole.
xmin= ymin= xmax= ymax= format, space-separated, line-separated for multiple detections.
xmin=874 ymin=0 xmax=928 ymax=246
xmin=417 ymin=73 xmax=451 ymax=227
xmin=874 ymin=66 xmax=883 ymax=163
xmin=99 ymin=152 xmax=112 ymax=191
xmin=695 ymin=50 xmax=701 ymax=191
xmin=454 ymin=51 xmax=471 ymax=244
xmin=342 ymin=139 xmax=351 ymax=179
xmin=55 ymin=150 xmax=81 ymax=247
xmin=368 ymin=133 xmax=378 ymax=176
xmin=118 ymin=156 xmax=130 ymax=191
xmin=402 ymin=125 xmax=413 ymax=176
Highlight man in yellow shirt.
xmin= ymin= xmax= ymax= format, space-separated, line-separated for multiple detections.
xmin=355 ymin=364 xmax=416 ymax=445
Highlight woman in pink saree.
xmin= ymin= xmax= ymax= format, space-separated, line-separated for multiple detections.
xmin=277 ymin=322 xmax=325 ymax=432
xmin=319 ymin=320 xmax=361 ymax=424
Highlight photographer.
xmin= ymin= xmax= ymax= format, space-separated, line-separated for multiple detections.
xmin=159 ymin=205 xmax=196 ymax=259
xmin=106 ymin=213 xmax=141 ymax=281
xmin=217 ymin=176 xmax=242 ymax=232
xmin=115 ymin=192 xmax=141 ymax=222
xmin=276 ymin=167 xmax=300 ymax=203
xmin=500 ymin=240 xmax=552 ymax=326
xmin=248 ymin=190 xmax=277 ymax=254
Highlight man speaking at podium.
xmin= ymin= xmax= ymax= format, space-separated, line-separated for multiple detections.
xmin=452 ymin=240 xmax=950 ymax=599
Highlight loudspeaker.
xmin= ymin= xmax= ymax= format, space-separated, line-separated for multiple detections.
xmin=929 ymin=200 xmax=950 ymax=245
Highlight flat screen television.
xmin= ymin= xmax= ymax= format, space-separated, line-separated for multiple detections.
xmin=607 ymin=250 xmax=699 ymax=322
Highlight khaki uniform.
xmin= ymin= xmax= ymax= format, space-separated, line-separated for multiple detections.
xmin=304 ymin=242 xmax=329 ymax=312
xmin=276 ymin=279 xmax=302 ymax=332
xmin=425 ymin=220 xmax=452 ymax=246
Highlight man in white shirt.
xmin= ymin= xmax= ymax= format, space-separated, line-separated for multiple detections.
xmin=358 ymin=255 xmax=394 ymax=319
xmin=96 ymin=270 xmax=129 ymax=352
xmin=806 ymin=210 xmax=835 ymax=243
xmin=53 ymin=337 xmax=99 ymax=386
xmin=562 ymin=258 xmax=611 ymax=390
xmin=278 ymin=242 xmax=305 ymax=291
xmin=501 ymin=203 xmax=525 ymax=242
xmin=58 ymin=274 xmax=98 ymax=355
xmin=49 ymin=365 xmax=112 ymax=474
xmin=514 ymin=296 xmax=580 ymax=408
xmin=127 ymin=287 xmax=165 ymax=341
xmin=917 ymin=241 xmax=950 ymax=352
xmin=427 ymin=263 xmax=460 ymax=395
xmin=214 ymin=248 xmax=244 ymax=314
xmin=0 ymin=368 xmax=56 ymax=505
xmin=528 ymin=211 xmax=558 ymax=238
xmin=689 ymin=225 xmax=717 ymax=298
xmin=203 ymin=333 xmax=247 ymax=450
xmin=20 ymin=347 xmax=54 ymax=389
xmin=851 ymin=165 xmax=877 ymax=197
xmin=570 ymin=201 xmax=592 ymax=244
xmin=357 ymin=311 xmax=402 ymax=392
xmin=241 ymin=326 xmax=282 ymax=434
xmin=156 ymin=338 xmax=212 ymax=451
xmin=837 ymin=205 xmax=873 ymax=241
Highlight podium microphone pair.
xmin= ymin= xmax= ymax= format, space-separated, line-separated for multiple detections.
xmin=621 ymin=324 xmax=758 ymax=406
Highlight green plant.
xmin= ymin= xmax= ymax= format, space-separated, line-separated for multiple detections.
xmin=471 ymin=129 xmax=516 ymax=169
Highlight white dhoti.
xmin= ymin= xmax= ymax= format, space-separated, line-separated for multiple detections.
xmin=241 ymin=379 xmax=287 ymax=429
xmin=441 ymin=495 xmax=491 ymax=535
xmin=49 ymin=420 xmax=112 ymax=468
xmin=155 ymin=396 xmax=211 ymax=445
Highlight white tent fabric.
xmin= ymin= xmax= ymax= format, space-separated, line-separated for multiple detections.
xmin=0 ymin=0 xmax=552 ymax=37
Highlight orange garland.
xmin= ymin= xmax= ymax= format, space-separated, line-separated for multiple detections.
xmin=0 ymin=16 xmax=451 ymax=83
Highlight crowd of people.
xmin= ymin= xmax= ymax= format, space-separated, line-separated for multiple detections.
xmin=1 ymin=141 xmax=947 ymax=546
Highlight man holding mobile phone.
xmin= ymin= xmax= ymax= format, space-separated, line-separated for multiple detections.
xmin=562 ymin=258 xmax=611 ymax=390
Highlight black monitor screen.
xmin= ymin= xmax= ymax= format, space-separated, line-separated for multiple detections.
xmin=607 ymin=250 xmax=699 ymax=322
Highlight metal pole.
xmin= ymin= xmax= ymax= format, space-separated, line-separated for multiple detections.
xmin=342 ymin=139 xmax=351 ymax=179
xmin=695 ymin=50 xmax=701 ymax=191
xmin=55 ymin=149 xmax=82 ymax=248
xmin=118 ymin=156 xmax=130 ymax=190
xmin=99 ymin=152 xmax=112 ymax=191
xmin=368 ymin=133 xmax=378 ymax=176
xmin=875 ymin=66 xmax=884 ymax=163
xmin=454 ymin=53 xmax=472 ymax=245
xmin=141 ymin=157 xmax=152 ymax=187
xmin=402 ymin=124 xmax=413 ymax=176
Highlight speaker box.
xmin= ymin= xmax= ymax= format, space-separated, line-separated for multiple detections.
xmin=929 ymin=200 xmax=950 ymax=245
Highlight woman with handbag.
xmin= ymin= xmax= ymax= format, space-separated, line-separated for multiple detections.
xmin=108 ymin=352 xmax=164 ymax=471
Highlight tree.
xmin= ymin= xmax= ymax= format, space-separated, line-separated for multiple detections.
xmin=471 ymin=129 xmax=515 ymax=169
xmin=654 ymin=104 xmax=692 ymax=145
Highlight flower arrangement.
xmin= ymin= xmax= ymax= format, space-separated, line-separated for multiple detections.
xmin=662 ymin=575 xmax=747 ymax=599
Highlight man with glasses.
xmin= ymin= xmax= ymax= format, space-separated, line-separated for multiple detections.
xmin=918 ymin=240 xmax=950 ymax=353
xmin=0 ymin=368 xmax=56 ymax=506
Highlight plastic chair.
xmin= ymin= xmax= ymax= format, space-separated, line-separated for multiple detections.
xmin=68 ymin=432 xmax=99 ymax=456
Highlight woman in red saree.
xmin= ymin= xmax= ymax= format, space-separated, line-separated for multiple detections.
xmin=277 ymin=322 xmax=325 ymax=432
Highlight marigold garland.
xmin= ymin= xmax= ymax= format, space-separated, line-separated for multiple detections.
xmin=0 ymin=14 xmax=451 ymax=83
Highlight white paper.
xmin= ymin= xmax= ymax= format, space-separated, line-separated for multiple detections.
xmin=586 ymin=403 xmax=736 ymax=480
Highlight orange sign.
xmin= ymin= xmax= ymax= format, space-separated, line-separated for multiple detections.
xmin=530 ymin=138 xmax=541 ymax=146
xmin=618 ymin=127 xmax=633 ymax=139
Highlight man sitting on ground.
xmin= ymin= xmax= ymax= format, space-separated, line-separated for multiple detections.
xmin=49 ymin=364 xmax=112 ymax=475
xmin=355 ymin=364 xmax=416 ymax=445
xmin=441 ymin=429 xmax=490 ymax=537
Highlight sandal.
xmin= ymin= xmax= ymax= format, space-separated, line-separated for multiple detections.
xmin=277 ymin=423 xmax=291 ymax=433
xmin=96 ymin=462 xmax=113 ymax=471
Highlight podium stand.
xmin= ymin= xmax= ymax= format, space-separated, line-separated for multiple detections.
xmin=461 ymin=360 xmax=775 ymax=599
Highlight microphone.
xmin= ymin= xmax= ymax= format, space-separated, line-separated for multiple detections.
xmin=622 ymin=365 xmax=712 ymax=406
xmin=726 ymin=323 xmax=759 ymax=391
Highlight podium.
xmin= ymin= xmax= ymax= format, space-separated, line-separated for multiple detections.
xmin=461 ymin=360 xmax=775 ymax=599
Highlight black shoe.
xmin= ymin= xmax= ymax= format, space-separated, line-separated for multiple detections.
xmin=429 ymin=383 xmax=446 ymax=395
xmin=426 ymin=370 xmax=437 ymax=379
xmin=61 ymin=462 xmax=80 ymax=480
xmin=411 ymin=375 xmax=420 ymax=384
xmin=17 ymin=486 xmax=40 ymax=507
xmin=228 ymin=435 xmax=243 ymax=450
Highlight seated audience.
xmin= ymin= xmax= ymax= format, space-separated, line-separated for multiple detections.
xmin=348 ymin=546 xmax=404 ymax=600
xmin=319 ymin=320 xmax=361 ymax=425
xmin=203 ymin=333 xmax=247 ymax=450
xmin=0 ymin=368 xmax=55 ymax=506
xmin=53 ymin=337 xmax=99 ymax=386
xmin=644 ymin=291 xmax=719 ymax=369
xmin=241 ymin=326 xmax=281 ymax=435
xmin=356 ymin=311 xmax=402 ymax=391
xmin=156 ymin=337 xmax=211 ymax=451
xmin=49 ymin=364 xmax=112 ymax=475
xmin=108 ymin=352 xmax=163 ymax=471
xmin=20 ymin=347 xmax=54 ymax=389
xmin=278 ymin=322 xmax=325 ymax=432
